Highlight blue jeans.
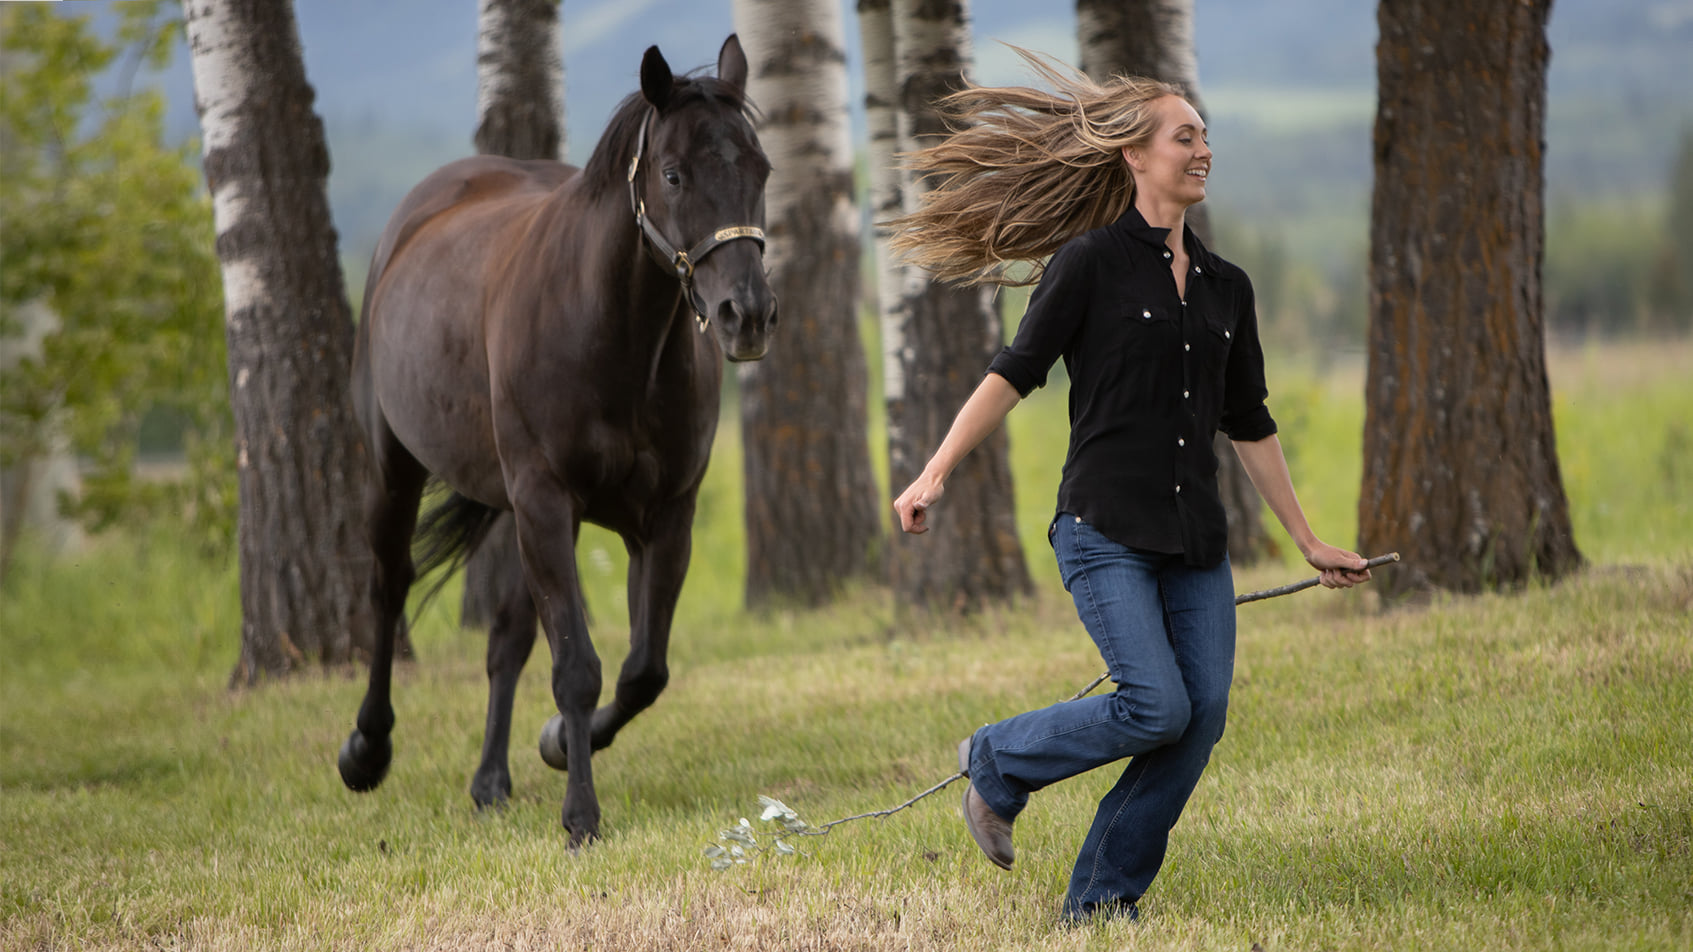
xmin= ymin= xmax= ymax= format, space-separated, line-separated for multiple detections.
xmin=962 ymin=514 xmax=1237 ymax=920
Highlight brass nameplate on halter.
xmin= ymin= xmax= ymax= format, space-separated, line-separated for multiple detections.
xmin=714 ymin=226 xmax=765 ymax=242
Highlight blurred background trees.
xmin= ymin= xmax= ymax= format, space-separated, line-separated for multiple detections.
xmin=1 ymin=0 xmax=1686 ymax=638
xmin=0 ymin=2 xmax=230 ymax=584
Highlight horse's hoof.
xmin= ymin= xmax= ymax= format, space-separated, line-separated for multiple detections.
xmin=566 ymin=824 xmax=601 ymax=851
xmin=538 ymin=715 xmax=569 ymax=771
xmin=338 ymin=730 xmax=392 ymax=791
xmin=469 ymin=771 xmax=511 ymax=810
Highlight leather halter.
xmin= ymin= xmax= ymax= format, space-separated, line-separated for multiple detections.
xmin=627 ymin=108 xmax=766 ymax=331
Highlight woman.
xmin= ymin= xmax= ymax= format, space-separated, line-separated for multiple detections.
xmin=890 ymin=54 xmax=1373 ymax=924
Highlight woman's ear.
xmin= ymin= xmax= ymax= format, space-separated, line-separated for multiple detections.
xmin=1120 ymin=145 xmax=1142 ymax=172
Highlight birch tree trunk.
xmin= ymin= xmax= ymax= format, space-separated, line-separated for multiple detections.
xmin=184 ymin=0 xmax=382 ymax=682
xmin=460 ymin=0 xmax=564 ymax=629
xmin=880 ymin=0 xmax=1031 ymax=611
xmin=1076 ymin=0 xmax=1267 ymax=566
xmin=1361 ymin=0 xmax=1580 ymax=596
xmin=733 ymin=0 xmax=883 ymax=608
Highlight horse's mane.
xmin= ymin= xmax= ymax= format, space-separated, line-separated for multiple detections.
xmin=580 ymin=74 xmax=755 ymax=192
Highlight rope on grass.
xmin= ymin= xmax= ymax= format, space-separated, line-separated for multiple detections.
xmin=796 ymin=552 xmax=1402 ymax=836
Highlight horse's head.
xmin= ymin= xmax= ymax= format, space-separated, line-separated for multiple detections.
xmin=634 ymin=35 xmax=777 ymax=362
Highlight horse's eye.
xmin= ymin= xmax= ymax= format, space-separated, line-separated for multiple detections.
xmin=663 ymin=169 xmax=682 ymax=187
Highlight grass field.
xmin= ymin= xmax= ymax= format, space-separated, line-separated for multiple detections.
xmin=2 ymin=337 xmax=1690 ymax=951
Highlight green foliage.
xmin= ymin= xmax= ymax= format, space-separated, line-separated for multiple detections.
xmin=0 ymin=3 xmax=233 ymax=552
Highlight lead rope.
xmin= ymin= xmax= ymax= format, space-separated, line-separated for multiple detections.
xmin=788 ymin=552 xmax=1402 ymax=837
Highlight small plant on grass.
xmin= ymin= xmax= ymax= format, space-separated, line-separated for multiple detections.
xmin=703 ymin=796 xmax=814 ymax=870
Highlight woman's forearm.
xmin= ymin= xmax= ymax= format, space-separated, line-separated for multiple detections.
xmin=922 ymin=372 xmax=1022 ymax=481
xmin=1230 ymin=434 xmax=1318 ymax=558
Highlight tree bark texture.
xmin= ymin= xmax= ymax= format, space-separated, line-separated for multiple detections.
xmin=1076 ymin=0 xmax=1267 ymax=567
xmin=1361 ymin=0 xmax=1581 ymax=596
xmin=473 ymin=0 xmax=564 ymax=161
xmin=184 ymin=0 xmax=384 ymax=682
xmin=734 ymin=0 xmax=883 ymax=608
xmin=460 ymin=0 xmax=565 ymax=628
xmin=882 ymin=0 xmax=1031 ymax=611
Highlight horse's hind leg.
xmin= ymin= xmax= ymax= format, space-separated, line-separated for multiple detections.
xmin=468 ymin=518 xmax=538 ymax=808
xmin=338 ymin=425 xmax=427 ymax=792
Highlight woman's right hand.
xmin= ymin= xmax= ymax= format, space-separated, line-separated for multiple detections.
xmin=894 ymin=471 xmax=946 ymax=534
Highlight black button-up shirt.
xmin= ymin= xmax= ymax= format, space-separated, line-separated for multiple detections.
xmin=987 ymin=207 xmax=1277 ymax=567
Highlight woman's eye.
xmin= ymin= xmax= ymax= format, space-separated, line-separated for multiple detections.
xmin=664 ymin=169 xmax=682 ymax=186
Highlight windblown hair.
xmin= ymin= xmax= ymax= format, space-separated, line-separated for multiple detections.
xmin=887 ymin=49 xmax=1185 ymax=287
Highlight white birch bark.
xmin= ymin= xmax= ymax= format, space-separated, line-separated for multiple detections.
xmin=475 ymin=0 xmax=565 ymax=160
xmin=731 ymin=0 xmax=883 ymax=605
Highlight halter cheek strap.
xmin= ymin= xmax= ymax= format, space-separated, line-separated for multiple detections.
xmin=628 ymin=109 xmax=766 ymax=331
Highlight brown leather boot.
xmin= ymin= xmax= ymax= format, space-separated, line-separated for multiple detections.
xmin=957 ymin=737 xmax=1014 ymax=869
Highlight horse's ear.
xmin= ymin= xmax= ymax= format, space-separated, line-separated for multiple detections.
xmin=717 ymin=34 xmax=748 ymax=97
xmin=641 ymin=45 xmax=674 ymax=110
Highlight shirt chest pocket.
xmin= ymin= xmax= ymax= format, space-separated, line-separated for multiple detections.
xmin=1198 ymin=312 xmax=1236 ymax=376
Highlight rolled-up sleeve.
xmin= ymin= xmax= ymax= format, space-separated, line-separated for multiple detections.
xmin=1218 ymin=275 xmax=1278 ymax=442
xmin=985 ymin=238 xmax=1097 ymax=397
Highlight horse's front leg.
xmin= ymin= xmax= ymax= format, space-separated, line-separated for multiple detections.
xmin=468 ymin=517 xmax=538 ymax=809
xmin=510 ymin=479 xmax=602 ymax=847
xmin=592 ymin=497 xmax=695 ymax=749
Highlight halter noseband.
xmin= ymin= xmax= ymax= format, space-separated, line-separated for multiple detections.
xmin=627 ymin=108 xmax=766 ymax=331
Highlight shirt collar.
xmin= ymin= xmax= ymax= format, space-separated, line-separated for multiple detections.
xmin=1111 ymin=205 xmax=1221 ymax=272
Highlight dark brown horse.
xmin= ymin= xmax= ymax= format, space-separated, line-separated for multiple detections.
xmin=337 ymin=36 xmax=775 ymax=846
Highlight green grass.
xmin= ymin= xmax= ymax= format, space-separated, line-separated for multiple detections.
xmin=2 ymin=339 xmax=1690 ymax=951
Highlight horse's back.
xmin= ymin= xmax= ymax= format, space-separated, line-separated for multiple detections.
xmin=368 ymin=156 xmax=574 ymax=286
xmin=355 ymin=155 xmax=577 ymax=506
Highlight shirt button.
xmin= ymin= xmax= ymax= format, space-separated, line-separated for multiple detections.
xmin=1142 ymin=309 xmax=1152 ymax=319
xmin=1175 ymin=484 xmax=1182 ymax=494
xmin=1163 ymin=251 xmax=1172 ymax=260
xmin=1184 ymin=343 xmax=1191 ymax=352
xmin=1178 ymin=438 xmax=1186 ymax=447
xmin=1074 ymin=516 xmax=1082 ymax=524
xmin=1183 ymin=390 xmax=1190 ymax=399
xmin=1225 ymin=330 xmax=1231 ymax=339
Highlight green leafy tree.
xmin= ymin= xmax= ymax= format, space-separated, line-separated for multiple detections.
xmin=0 ymin=3 xmax=233 ymax=564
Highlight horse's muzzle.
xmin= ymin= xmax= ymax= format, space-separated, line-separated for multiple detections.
xmin=717 ymin=290 xmax=777 ymax=362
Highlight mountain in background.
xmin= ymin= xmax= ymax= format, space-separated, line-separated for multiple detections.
xmin=92 ymin=0 xmax=1693 ymax=272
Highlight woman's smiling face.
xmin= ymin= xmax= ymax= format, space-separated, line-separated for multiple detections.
xmin=1123 ymin=94 xmax=1212 ymax=208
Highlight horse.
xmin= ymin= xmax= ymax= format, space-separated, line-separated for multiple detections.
xmin=336 ymin=35 xmax=775 ymax=847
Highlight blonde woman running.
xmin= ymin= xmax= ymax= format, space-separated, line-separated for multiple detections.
xmin=891 ymin=53 xmax=1372 ymax=924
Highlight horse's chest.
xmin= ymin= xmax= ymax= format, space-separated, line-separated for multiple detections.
xmin=569 ymin=410 xmax=712 ymax=510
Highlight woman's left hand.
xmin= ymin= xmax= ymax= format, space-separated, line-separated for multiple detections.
xmin=1305 ymin=542 xmax=1373 ymax=589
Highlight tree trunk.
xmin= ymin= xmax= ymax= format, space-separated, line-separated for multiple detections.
xmin=1076 ymin=0 xmax=1267 ymax=567
xmin=473 ymin=0 xmax=564 ymax=160
xmin=1360 ymin=0 xmax=1580 ymax=597
xmin=733 ymin=0 xmax=883 ymax=608
xmin=881 ymin=0 xmax=1031 ymax=611
xmin=184 ymin=0 xmax=385 ymax=682
xmin=460 ymin=0 xmax=564 ymax=629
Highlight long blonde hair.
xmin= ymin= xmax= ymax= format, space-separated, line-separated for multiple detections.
xmin=887 ymin=49 xmax=1185 ymax=287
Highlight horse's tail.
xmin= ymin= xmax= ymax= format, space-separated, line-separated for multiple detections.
xmin=409 ymin=483 xmax=504 ymax=616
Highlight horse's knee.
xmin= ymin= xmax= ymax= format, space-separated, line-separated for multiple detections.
xmin=617 ymin=665 xmax=669 ymax=713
